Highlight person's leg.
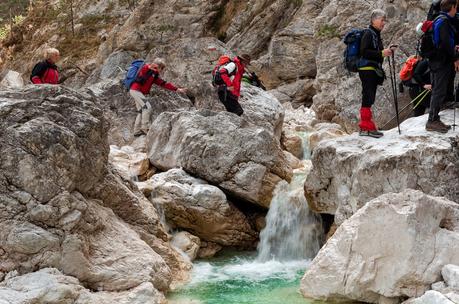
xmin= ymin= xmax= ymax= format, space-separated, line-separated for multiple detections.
xmin=429 ymin=66 xmax=451 ymax=122
xmin=130 ymin=90 xmax=151 ymax=135
xmin=218 ymin=87 xmax=243 ymax=116
xmin=358 ymin=71 xmax=378 ymax=131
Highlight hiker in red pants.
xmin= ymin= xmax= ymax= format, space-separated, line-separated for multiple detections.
xmin=358 ymin=9 xmax=395 ymax=138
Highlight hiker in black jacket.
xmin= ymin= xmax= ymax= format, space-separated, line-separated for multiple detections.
xmin=409 ymin=59 xmax=432 ymax=117
xmin=428 ymin=0 xmax=459 ymax=133
xmin=357 ymin=9 xmax=395 ymax=138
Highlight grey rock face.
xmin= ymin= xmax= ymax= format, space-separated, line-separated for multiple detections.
xmin=305 ymin=111 xmax=459 ymax=225
xmin=0 ymin=86 xmax=186 ymax=300
xmin=149 ymin=169 xmax=258 ymax=247
xmin=147 ymin=109 xmax=292 ymax=208
xmin=301 ymin=190 xmax=459 ymax=303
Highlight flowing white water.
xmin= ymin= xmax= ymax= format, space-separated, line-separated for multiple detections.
xmin=168 ymin=132 xmax=325 ymax=303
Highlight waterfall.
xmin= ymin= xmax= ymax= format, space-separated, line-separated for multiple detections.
xmin=257 ymin=132 xmax=323 ymax=262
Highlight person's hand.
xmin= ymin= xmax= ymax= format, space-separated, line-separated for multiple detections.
xmin=423 ymin=84 xmax=432 ymax=91
xmin=227 ymin=86 xmax=234 ymax=91
xmin=455 ymin=60 xmax=459 ymax=71
xmin=177 ymin=88 xmax=187 ymax=94
xmin=382 ymin=49 xmax=393 ymax=57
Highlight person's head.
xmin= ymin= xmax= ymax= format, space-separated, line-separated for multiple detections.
xmin=44 ymin=48 xmax=60 ymax=64
xmin=238 ymin=54 xmax=251 ymax=66
xmin=441 ymin=0 xmax=458 ymax=15
xmin=150 ymin=57 xmax=166 ymax=72
xmin=370 ymin=9 xmax=387 ymax=31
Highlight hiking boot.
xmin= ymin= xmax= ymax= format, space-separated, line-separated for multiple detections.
xmin=359 ymin=130 xmax=384 ymax=138
xmin=438 ymin=119 xmax=451 ymax=130
xmin=425 ymin=120 xmax=448 ymax=133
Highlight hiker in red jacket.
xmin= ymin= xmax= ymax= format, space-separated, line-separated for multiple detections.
xmin=217 ymin=54 xmax=251 ymax=116
xmin=129 ymin=58 xmax=187 ymax=136
xmin=30 ymin=48 xmax=60 ymax=84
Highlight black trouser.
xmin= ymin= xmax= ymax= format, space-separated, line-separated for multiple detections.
xmin=358 ymin=70 xmax=380 ymax=107
xmin=218 ymin=86 xmax=243 ymax=116
xmin=430 ymin=64 xmax=453 ymax=121
xmin=408 ymin=86 xmax=430 ymax=117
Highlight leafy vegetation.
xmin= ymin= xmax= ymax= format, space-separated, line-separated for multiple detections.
xmin=316 ymin=24 xmax=340 ymax=39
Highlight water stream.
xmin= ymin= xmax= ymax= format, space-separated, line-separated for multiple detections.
xmin=168 ymin=132 xmax=325 ymax=304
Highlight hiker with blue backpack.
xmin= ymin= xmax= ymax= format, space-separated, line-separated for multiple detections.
xmin=344 ymin=9 xmax=396 ymax=138
xmin=124 ymin=58 xmax=187 ymax=136
xmin=425 ymin=0 xmax=459 ymax=133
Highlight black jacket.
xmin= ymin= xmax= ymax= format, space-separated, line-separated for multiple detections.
xmin=412 ymin=59 xmax=431 ymax=86
xmin=360 ymin=25 xmax=384 ymax=68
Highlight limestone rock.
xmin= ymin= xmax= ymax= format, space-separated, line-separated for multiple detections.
xmin=171 ymin=232 xmax=201 ymax=262
xmin=0 ymin=86 xmax=187 ymax=295
xmin=305 ymin=111 xmax=459 ymax=225
xmin=403 ymin=291 xmax=455 ymax=304
xmin=149 ymin=169 xmax=258 ymax=247
xmin=301 ymin=190 xmax=459 ymax=303
xmin=197 ymin=242 xmax=223 ymax=259
xmin=281 ymin=132 xmax=303 ymax=159
xmin=109 ymin=145 xmax=152 ymax=180
xmin=0 ymin=268 xmax=166 ymax=304
xmin=0 ymin=70 xmax=24 ymax=89
xmin=147 ymin=110 xmax=292 ymax=208
xmin=308 ymin=122 xmax=347 ymax=151
xmin=443 ymin=265 xmax=459 ymax=290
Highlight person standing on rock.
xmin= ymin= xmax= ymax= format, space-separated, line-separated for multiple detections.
xmin=129 ymin=58 xmax=187 ymax=136
xmin=426 ymin=0 xmax=459 ymax=133
xmin=216 ymin=54 xmax=251 ymax=116
xmin=30 ymin=48 xmax=60 ymax=85
xmin=358 ymin=9 xmax=395 ymax=138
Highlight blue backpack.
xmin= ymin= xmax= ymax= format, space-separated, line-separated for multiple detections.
xmin=343 ymin=29 xmax=378 ymax=73
xmin=122 ymin=59 xmax=145 ymax=90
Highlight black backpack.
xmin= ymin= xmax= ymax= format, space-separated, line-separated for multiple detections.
xmin=427 ymin=0 xmax=441 ymax=21
xmin=419 ymin=15 xmax=449 ymax=59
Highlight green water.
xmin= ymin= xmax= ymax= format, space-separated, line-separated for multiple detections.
xmin=167 ymin=251 xmax=325 ymax=304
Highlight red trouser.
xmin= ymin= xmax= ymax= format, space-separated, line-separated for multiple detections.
xmin=359 ymin=107 xmax=377 ymax=131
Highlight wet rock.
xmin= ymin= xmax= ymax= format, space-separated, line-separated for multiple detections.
xmin=171 ymin=232 xmax=201 ymax=262
xmin=281 ymin=132 xmax=303 ymax=159
xmin=301 ymin=190 xmax=459 ymax=303
xmin=149 ymin=169 xmax=258 ymax=247
xmin=197 ymin=242 xmax=223 ymax=259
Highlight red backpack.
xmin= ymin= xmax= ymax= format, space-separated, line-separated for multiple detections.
xmin=399 ymin=56 xmax=419 ymax=81
xmin=212 ymin=55 xmax=234 ymax=86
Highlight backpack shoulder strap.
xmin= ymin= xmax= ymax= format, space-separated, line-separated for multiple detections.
xmin=365 ymin=28 xmax=380 ymax=50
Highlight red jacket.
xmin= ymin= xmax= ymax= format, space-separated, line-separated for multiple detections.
xmin=219 ymin=57 xmax=246 ymax=97
xmin=30 ymin=60 xmax=59 ymax=84
xmin=130 ymin=65 xmax=177 ymax=95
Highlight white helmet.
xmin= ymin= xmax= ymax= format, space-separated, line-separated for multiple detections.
xmin=416 ymin=22 xmax=424 ymax=36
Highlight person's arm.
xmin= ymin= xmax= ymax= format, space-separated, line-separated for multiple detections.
xmin=219 ymin=62 xmax=236 ymax=87
xmin=412 ymin=60 xmax=427 ymax=86
xmin=155 ymin=76 xmax=177 ymax=91
xmin=30 ymin=62 xmax=47 ymax=84
xmin=360 ymin=30 xmax=384 ymax=62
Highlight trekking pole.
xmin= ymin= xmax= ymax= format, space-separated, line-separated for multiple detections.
xmin=381 ymin=89 xmax=429 ymax=129
xmin=388 ymin=52 xmax=401 ymax=134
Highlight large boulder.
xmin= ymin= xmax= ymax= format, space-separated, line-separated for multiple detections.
xmin=149 ymin=169 xmax=258 ymax=247
xmin=305 ymin=110 xmax=459 ymax=225
xmin=301 ymin=190 xmax=459 ymax=303
xmin=146 ymin=108 xmax=292 ymax=208
xmin=0 ymin=86 xmax=187 ymax=297
xmin=0 ymin=268 xmax=166 ymax=304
